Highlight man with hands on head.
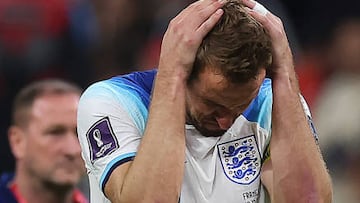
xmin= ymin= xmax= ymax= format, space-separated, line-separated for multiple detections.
xmin=77 ymin=0 xmax=332 ymax=202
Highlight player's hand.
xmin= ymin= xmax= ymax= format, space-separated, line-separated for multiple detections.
xmin=158 ymin=0 xmax=224 ymax=79
xmin=242 ymin=0 xmax=294 ymax=80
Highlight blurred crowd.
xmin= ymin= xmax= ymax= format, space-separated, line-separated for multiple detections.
xmin=0 ymin=0 xmax=359 ymax=202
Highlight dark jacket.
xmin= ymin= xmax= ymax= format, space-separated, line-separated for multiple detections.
xmin=0 ymin=173 xmax=17 ymax=203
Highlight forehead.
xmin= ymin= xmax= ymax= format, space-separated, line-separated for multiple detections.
xmin=189 ymin=68 xmax=262 ymax=105
xmin=31 ymin=93 xmax=79 ymax=118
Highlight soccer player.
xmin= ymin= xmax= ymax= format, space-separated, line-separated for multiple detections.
xmin=77 ymin=0 xmax=332 ymax=202
xmin=0 ymin=79 xmax=88 ymax=203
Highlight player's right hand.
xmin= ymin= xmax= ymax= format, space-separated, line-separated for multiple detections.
xmin=158 ymin=0 xmax=224 ymax=80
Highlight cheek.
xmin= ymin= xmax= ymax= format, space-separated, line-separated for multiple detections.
xmin=186 ymin=91 xmax=213 ymax=118
xmin=23 ymin=144 xmax=52 ymax=171
xmin=26 ymin=143 xmax=52 ymax=164
xmin=26 ymin=135 xmax=58 ymax=159
xmin=188 ymin=101 xmax=211 ymax=117
xmin=187 ymin=96 xmax=210 ymax=112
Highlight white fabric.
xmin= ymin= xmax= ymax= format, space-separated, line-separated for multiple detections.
xmin=253 ymin=2 xmax=268 ymax=15
xmin=181 ymin=116 xmax=270 ymax=202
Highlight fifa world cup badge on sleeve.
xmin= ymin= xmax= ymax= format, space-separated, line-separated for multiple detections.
xmin=217 ymin=135 xmax=261 ymax=185
xmin=86 ymin=117 xmax=119 ymax=163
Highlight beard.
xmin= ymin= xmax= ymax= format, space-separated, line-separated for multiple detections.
xmin=25 ymin=157 xmax=83 ymax=189
xmin=186 ymin=111 xmax=227 ymax=137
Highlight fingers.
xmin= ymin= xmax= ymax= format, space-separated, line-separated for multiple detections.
xmin=241 ymin=0 xmax=277 ymax=21
xmin=241 ymin=0 xmax=284 ymax=39
xmin=169 ymin=0 xmax=225 ymax=44
xmin=158 ymin=0 xmax=226 ymax=77
xmin=253 ymin=3 xmax=268 ymax=16
xmin=178 ymin=1 xmax=223 ymax=25
xmin=241 ymin=0 xmax=268 ymax=16
xmin=197 ymin=8 xmax=224 ymax=39
xmin=241 ymin=0 xmax=293 ymax=74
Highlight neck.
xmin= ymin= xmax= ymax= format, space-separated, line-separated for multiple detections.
xmin=14 ymin=167 xmax=74 ymax=203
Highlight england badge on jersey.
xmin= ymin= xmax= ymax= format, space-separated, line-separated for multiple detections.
xmin=217 ymin=135 xmax=261 ymax=185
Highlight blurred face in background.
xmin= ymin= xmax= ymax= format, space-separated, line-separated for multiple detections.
xmin=11 ymin=92 xmax=84 ymax=187
xmin=328 ymin=20 xmax=360 ymax=73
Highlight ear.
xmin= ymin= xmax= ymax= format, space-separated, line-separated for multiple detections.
xmin=8 ymin=126 xmax=27 ymax=159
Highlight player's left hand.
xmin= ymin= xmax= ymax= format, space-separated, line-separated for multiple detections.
xmin=241 ymin=0 xmax=294 ymax=80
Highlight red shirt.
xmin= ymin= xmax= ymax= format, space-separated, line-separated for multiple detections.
xmin=9 ymin=182 xmax=88 ymax=203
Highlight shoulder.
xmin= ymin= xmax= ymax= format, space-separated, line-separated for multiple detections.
xmin=77 ymin=71 xmax=155 ymax=141
xmin=242 ymin=78 xmax=272 ymax=131
xmin=80 ymin=69 xmax=157 ymax=108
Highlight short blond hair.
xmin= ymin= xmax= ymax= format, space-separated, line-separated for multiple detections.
xmin=11 ymin=79 xmax=82 ymax=127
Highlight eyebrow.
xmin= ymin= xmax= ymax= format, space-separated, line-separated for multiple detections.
xmin=203 ymin=97 xmax=249 ymax=110
xmin=44 ymin=124 xmax=69 ymax=134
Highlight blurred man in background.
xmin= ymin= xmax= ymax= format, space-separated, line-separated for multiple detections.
xmin=0 ymin=79 xmax=88 ymax=203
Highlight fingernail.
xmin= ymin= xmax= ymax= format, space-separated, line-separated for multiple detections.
xmin=215 ymin=8 xmax=224 ymax=15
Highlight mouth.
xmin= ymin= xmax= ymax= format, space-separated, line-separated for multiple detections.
xmin=194 ymin=119 xmax=227 ymax=137
xmin=186 ymin=113 xmax=227 ymax=137
xmin=202 ymin=121 xmax=221 ymax=130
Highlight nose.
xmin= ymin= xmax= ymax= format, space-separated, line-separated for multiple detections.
xmin=215 ymin=115 xmax=234 ymax=130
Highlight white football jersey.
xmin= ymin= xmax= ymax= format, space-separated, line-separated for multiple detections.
xmin=77 ymin=69 xmax=315 ymax=203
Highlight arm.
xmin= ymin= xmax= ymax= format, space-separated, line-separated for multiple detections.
xmin=242 ymin=0 xmax=332 ymax=202
xmin=105 ymin=1 xmax=225 ymax=202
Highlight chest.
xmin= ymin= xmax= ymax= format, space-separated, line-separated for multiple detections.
xmin=181 ymin=117 xmax=269 ymax=203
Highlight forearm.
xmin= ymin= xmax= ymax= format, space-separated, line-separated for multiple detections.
xmin=270 ymin=71 xmax=332 ymax=202
xmin=118 ymin=70 xmax=187 ymax=203
xmin=239 ymin=0 xmax=332 ymax=201
xmin=106 ymin=0 xmax=225 ymax=201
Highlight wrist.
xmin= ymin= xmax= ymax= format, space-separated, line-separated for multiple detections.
xmin=271 ymin=67 xmax=299 ymax=92
xmin=157 ymin=60 xmax=190 ymax=83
